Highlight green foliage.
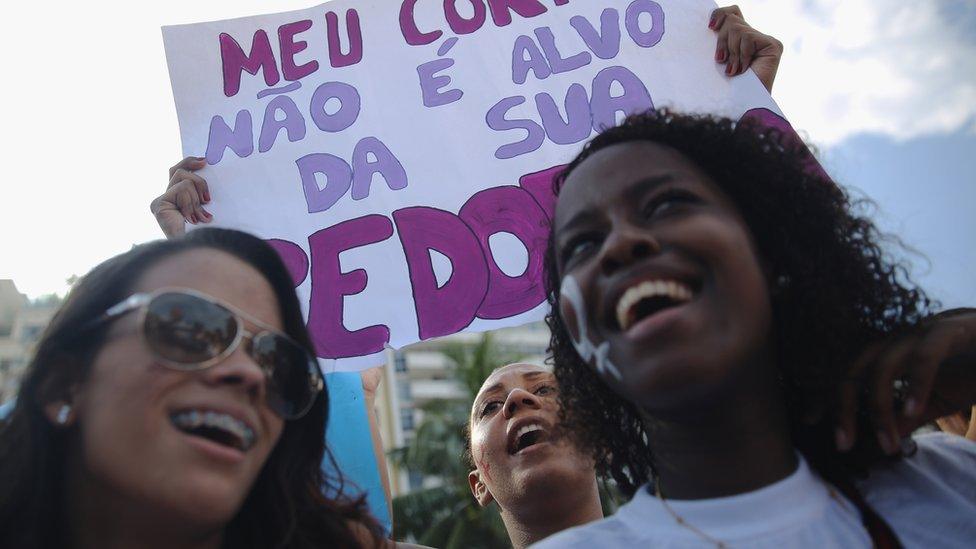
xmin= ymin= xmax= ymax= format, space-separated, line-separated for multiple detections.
xmin=390 ymin=334 xmax=520 ymax=548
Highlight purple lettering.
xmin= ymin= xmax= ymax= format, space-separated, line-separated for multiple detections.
xmin=399 ymin=0 xmax=443 ymax=45
xmin=326 ymin=10 xmax=364 ymax=68
xmin=278 ymin=20 xmax=319 ymax=82
xmin=205 ymin=110 xmax=254 ymax=164
xmin=258 ymin=95 xmax=306 ymax=153
xmin=459 ymin=186 xmax=549 ymax=319
xmin=534 ymin=26 xmax=591 ymax=74
xmin=590 ymin=66 xmax=654 ymax=131
xmin=512 ymin=34 xmax=552 ymax=85
xmin=445 ymin=0 xmax=487 ymax=34
xmin=417 ymin=58 xmax=464 ymax=108
xmin=394 ymin=207 xmax=488 ymax=340
xmin=309 ymin=81 xmax=361 ymax=132
xmin=487 ymin=0 xmax=547 ymax=27
xmin=307 ymin=215 xmax=394 ymax=358
xmin=571 ymin=9 xmax=621 ymax=60
xmin=351 ymin=137 xmax=409 ymax=200
xmin=297 ymin=153 xmax=352 ymax=213
xmin=266 ymin=239 xmax=309 ymax=287
xmin=219 ymin=31 xmax=280 ymax=98
xmin=518 ymin=165 xmax=564 ymax=220
xmin=486 ymin=96 xmax=546 ymax=160
xmin=625 ymin=0 xmax=665 ymax=48
xmin=535 ymin=84 xmax=592 ymax=145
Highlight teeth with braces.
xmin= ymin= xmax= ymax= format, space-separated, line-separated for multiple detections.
xmin=171 ymin=409 xmax=255 ymax=451
xmin=616 ymin=280 xmax=694 ymax=332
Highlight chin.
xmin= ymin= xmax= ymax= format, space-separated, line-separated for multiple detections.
xmin=514 ymin=447 xmax=594 ymax=494
xmin=160 ymin=474 xmax=251 ymax=526
xmin=619 ymin=349 xmax=743 ymax=414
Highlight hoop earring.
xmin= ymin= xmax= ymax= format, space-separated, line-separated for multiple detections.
xmin=56 ymin=404 xmax=72 ymax=425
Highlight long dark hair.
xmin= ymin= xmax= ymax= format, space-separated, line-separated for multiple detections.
xmin=0 ymin=228 xmax=382 ymax=548
xmin=544 ymin=110 xmax=932 ymax=546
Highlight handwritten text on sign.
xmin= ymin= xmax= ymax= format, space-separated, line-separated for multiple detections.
xmin=163 ymin=0 xmax=782 ymax=371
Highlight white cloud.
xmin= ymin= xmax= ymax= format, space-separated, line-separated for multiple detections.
xmin=737 ymin=0 xmax=976 ymax=145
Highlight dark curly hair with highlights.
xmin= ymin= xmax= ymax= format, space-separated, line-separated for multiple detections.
xmin=543 ymin=109 xmax=933 ymax=507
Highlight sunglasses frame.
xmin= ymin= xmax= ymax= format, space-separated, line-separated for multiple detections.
xmin=100 ymin=287 xmax=324 ymax=419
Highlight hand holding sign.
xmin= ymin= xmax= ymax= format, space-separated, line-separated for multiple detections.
xmin=162 ymin=0 xmax=789 ymax=371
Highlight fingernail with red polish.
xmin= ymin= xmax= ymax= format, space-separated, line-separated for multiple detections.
xmin=709 ymin=16 xmax=716 ymax=29
xmin=716 ymin=49 xmax=726 ymax=62
xmin=726 ymin=63 xmax=734 ymax=75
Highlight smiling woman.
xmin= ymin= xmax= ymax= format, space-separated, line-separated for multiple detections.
xmin=0 ymin=229 xmax=384 ymax=549
xmin=535 ymin=109 xmax=976 ymax=548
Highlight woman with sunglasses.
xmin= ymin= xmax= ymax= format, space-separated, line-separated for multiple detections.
xmin=533 ymin=110 xmax=976 ymax=547
xmin=0 ymin=228 xmax=387 ymax=548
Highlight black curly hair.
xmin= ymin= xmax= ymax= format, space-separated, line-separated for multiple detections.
xmin=543 ymin=109 xmax=931 ymax=542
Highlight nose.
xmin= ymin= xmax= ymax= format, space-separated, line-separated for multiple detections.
xmin=599 ymin=223 xmax=660 ymax=276
xmin=502 ymin=388 xmax=542 ymax=419
xmin=200 ymin=342 xmax=267 ymax=402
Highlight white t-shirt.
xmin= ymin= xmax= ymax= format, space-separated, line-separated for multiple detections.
xmin=531 ymin=433 xmax=976 ymax=548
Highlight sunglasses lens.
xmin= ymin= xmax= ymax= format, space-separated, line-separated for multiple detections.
xmin=144 ymin=292 xmax=238 ymax=367
xmin=250 ymin=333 xmax=320 ymax=419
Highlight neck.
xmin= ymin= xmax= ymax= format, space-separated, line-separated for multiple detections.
xmin=65 ymin=455 xmax=223 ymax=549
xmin=645 ymin=360 xmax=798 ymax=501
xmin=501 ymin=476 xmax=604 ymax=549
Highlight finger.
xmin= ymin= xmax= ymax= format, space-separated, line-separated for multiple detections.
xmin=835 ymin=341 xmax=883 ymax=451
xmin=169 ymin=156 xmax=206 ymax=179
xmin=904 ymin=322 xmax=971 ymax=420
xmin=709 ymin=5 xmax=744 ymax=29
xmin=168 ymin=168 xmax=210 ymax=202
xmin=194 ymin=204 xmax=213 ymax=224
xmin=737 ymin=32 xmax=757 ymax=75
xmin=175 ymin=187 xmax=200 ymax=223
xmin=712 ymin=11 xmax=742 ymax=67
xmin=870 ymin=338 xmax=916 ymax=454
xmin=726 ymin=27 xmax=742 ymax=75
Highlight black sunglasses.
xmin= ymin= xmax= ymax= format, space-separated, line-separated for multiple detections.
xmin=99 ymin=288 xmax=324 ymax=420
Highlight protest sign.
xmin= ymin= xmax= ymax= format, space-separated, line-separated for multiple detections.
xmin=163 ymin=0 xmax=785 ymax=372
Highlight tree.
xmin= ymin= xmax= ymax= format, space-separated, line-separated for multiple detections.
xmin=390 ymin=333 xmax=520 ymax=548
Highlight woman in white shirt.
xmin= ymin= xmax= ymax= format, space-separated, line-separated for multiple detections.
xmin=536 ymin=109 xmax=976 ymax=548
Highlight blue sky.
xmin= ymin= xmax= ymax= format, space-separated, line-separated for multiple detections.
xmin=825 ymin=127 xmax=976 ymax=307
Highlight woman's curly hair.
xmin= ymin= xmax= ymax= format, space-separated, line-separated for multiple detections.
xmin=544 ymin=109 xmax=933 ymax=497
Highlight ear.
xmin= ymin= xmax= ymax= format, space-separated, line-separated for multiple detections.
xmin=43 ymin=399 xmax=76 ymax=427
xmin=38 ymin=365 xmax=82 ymax=428
xmin=468 ymin=469 xmax=494 ymax=507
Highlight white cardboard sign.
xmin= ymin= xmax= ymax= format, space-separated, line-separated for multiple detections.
xmin=163 ymin=0 xmax=784 ymax=371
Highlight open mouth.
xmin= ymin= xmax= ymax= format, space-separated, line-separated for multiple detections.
xmin=170 ymin=410 xmax=256 ymax=452
xmin=507 ymin=422 xmax=551 ymax=455
xmin=614 ymin=279 xmax=696 ymax=333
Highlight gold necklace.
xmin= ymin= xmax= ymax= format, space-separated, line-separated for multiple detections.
xmin=653 ymin=479 xmax=857 ymax=548
xmin=654 ymin=477 xmax=728 ymax=548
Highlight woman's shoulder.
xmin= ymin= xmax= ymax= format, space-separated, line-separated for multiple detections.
xmin=862 ymin=432 xmax=976 ymax=492
xmin=859 ymin=432 xmax=976 ymax=545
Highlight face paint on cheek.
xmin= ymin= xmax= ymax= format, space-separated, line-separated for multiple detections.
xmin=559 ymin=275 xmax=623 ymax=382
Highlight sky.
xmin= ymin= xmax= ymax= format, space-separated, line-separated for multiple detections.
xmin=1 ymin=0 xmax=973 ymax=306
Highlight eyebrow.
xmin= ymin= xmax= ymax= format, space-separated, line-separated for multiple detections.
xmin=556 ymin=174 xmax=675 ymax=240
xmin=473 ymin=371 xmax=550 ymax=412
